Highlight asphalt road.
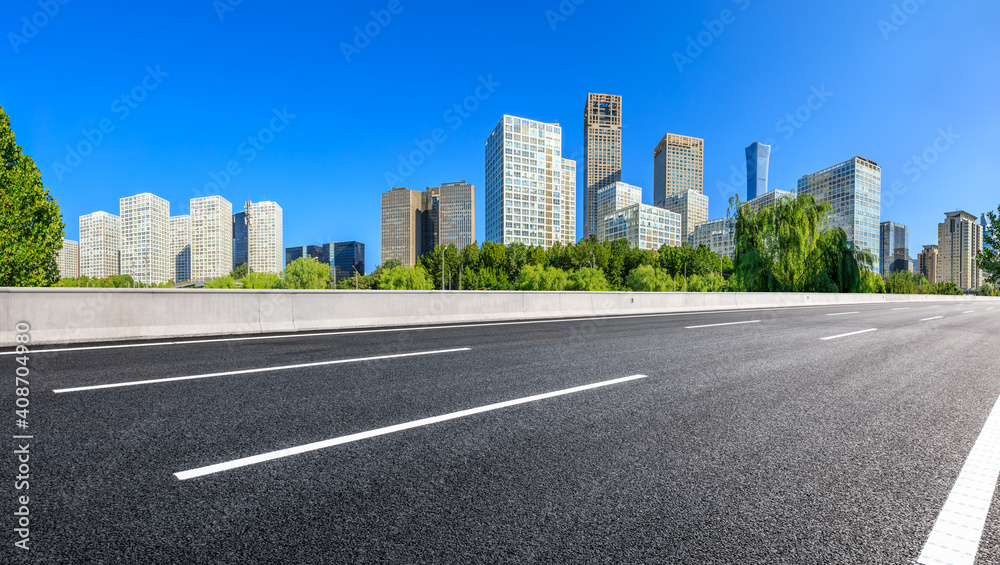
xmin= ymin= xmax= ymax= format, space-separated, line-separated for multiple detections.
xmin=4 ymin=300 xmax=1000 ymax=564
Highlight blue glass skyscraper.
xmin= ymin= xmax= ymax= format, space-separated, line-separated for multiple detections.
xmin=745 ymin=142 xmax=771 ymax=201
xmin=232 ymin=211 xmax=248 ymax=268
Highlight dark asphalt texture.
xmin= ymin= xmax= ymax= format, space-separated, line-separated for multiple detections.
xmin=3 ymin=300 xmax=1000 ymax=564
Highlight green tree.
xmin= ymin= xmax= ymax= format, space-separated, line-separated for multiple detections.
xmin=204 ymin=276 xmax=237 ymax=289
xmin=978 ymin=205 xmax=998 ymax=286
xmin=380 ymin=265 xmax=433 ymax=290
xmin=567 ymin=267 xmax=610 ymax=291
xmin=230 ymin=263 xmax=248 ymax=279
xmin=283 ymin=257 xmax=330 ymax=289
xmin=518 ymin=265 xmax=569 ymax=291
xmin=625 ymin=265 xmax=675 ymax=292
xmin=243 ymin=272 xmax=285 ymax=289
xmin=859 ymin=269 xmax=886 ymax=294
xmin=0 ymin=105 xmax=65 ymax=286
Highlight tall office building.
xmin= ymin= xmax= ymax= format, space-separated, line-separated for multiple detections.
xmin=56 ymin=239 xmax=79 ymax=279
xmin=233 ymin=211 xmax=248 ymax=268
xmin=119 ymin=193 xmax=170 ymax=284
xmin=169 ymin=215 xmax=191 ymax=283
xmin=286 ymin=245 xmax=323 ymax=266
xmin=918 ymin=244 xmax=939 ymax=284
xmin=247 ymin=201 xmax=283 ymax=275
xmin=325 ymin=241 xmax=366 ymax=282
xmin=879 ymin=221 xmax=910 ymax=277
xmin=744 ymin=189 xmax=793 ymax=212
xmin=583 ymin=93 xmax=622 ymax=238
xmin=653 ymin=133 xmax=704 ymax=208
xmin=485 ymin=115 xmax=576 ymax=248
xmin=745 ymin=142 xmax=771 ymax=201
xmin=797 ymin=156 xmax=882 ymax=273
xmin=662 ymin=189 xmax=709 ymax=241
xmin=190 ymin=196 xmax=233 ymax=281
xmin=938 ymin=211 xmax=984 ymax=291
xmin=79 ymin=211 xmax=120 ymax=278
xmin=691 ymin=218 xmax=737 ymax=259
xmin=382 ymin=186 xmax=428 ymax=266
xmin=603 ymin=204 xmax=682 ymax=251
xmin=595 ymin=182 xmax=641 ymax=234
xmin=435 ymin=181 xmax=476 ymax=250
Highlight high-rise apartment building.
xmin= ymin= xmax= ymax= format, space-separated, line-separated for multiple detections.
xmin=938 ymin=211 xmax=984 ymax=291
xmin=79 ymin=211 xmax=120 ymax=278
xmin=583 ymin=93 xmax=622 ymax=238
xmin=381 ymin=186 xmax=428 ymax=266
xmin=485 ymin=115 xmax=576 ymax=248
xmin=603 ymin=204 xmax=682 ymax=251
xmin=797 ymin=156 xmax=882 ymax=273
xmin=662 ymin=189 xmax=709 ymax=240
xmin=745 ymin=142 xmax=771 ymax=201
xmin=246 ymin=201 xmax=283 ymax=274
xmin=654 ymin=133 xmax=703 ymax=208
xmin=434 ymin=181 xmax=476 ymax=249
xmin=691 ymin=218 xmax=737 ymax=259
xmin=880 ymin=221 xmax=910 ymax=277
xmin=190 ymin=196 xmax=233 ymax=281
xmin=119 ymin=193 xmax=170 ymax=284
xmin=325 ymin=241 xmax=366 ymax=282
xmin=918 ymin=244 xmax=939 ymax=283
xmin=286 ymin=245 xmax=324 ymax=266
xmin=169 ymin=215 xmax=191 ymax=283
xmin=233 ymin=211 xmax=248 ymax=268
xmin=595 ymin=182 xmax=641 ymax=235
xmin=56 ymin=239 xmax=79 ymax=279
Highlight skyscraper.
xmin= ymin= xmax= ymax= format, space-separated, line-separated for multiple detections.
xmin=170 ymin=215 xmax=191 ymax=283
xmin=56 ymin=239 xmax=79 ymax=279
xmin=797 ymin=156 xmax=882 ymax=273
xmin=745 ymin=142 xmax=771 ymax=201
xmin=286 ymin=245 xmax=323 ymax=266
xmin=691 ymin=218 xmax=737 ymax=259
xmin=653 ymin=133 xmax=703 ymax=208
xmin=233 ymin=211 xmax=248 ymax=268
xmin=595 ymin=182 xmax=641 ymax=233
xmin=662 ymin=189 xmax=709 ymax=241
xmin=190 ymin=195 xmax=233 ymax=281
xmin=583 ymin=93 xmax=622 ymax=239
xmin=938 ymin=211 xmax=984 ymax=291
xmin=119 ymin=192 xmax=170 ymax=284
xmin=79 ymin=211 xmax=120 ymax=279
xmin=247 ymin=201 xmax=283 ymax=274
xmin=879 ymin=221 xmax=910 ymax=277
xmin=918 ymin=244 xmax=939 ymax=283
xmin=435 ymin=181 xmax=476 ymax=250
xmin=381 ymin=187 xmax=427 ymax=266
xmin=485 ymin=115 xmax=576 ymax=248
xmin=325 ymin=241 xmax=366 ymax=282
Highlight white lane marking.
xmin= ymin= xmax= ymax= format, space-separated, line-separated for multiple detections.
xmin=989 ymin=308 xmax=996 ymax=310
xmin=929 ymin=306 xmax=942 ymax=308
xmin=685 ymin=320 xmax=760 ymax=329
xmin=826 ymin=312 xmax=860 ymax=316
xmin=921 ymin=316 xmax=944 ymax=322
xmin=917 ymin=394 xmax=1000 ymax=565
xmin=52 ymin=348 xmax=471 ymax=393
xmin=892 ymin=308 xmax=911 ymax=311
xmin=175 ymin=374 xmax=649 ymax=480
xmin=3 ymin=303 xmax=956 ymax=356
xmin=819 ymin=328 xmax=878 ymax=341
xmin=963 ymin=311 xmax=975 ymax=314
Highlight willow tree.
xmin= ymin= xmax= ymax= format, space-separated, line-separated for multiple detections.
xmin=1 ymin=105 xmax=64 ymax=286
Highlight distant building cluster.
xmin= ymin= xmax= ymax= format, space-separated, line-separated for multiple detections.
xmin=380 ymin=181 xmax=475 ymax=266
xmin=285 ymin=241 xmax=366 ymax=282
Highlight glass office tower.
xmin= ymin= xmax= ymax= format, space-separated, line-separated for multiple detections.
xmin=233 ymin=212 xmax=248 ymax=268
xmin=745 ymin=142 xmax=771 ymax=201
xmin=880 ymin=221 xmax=910 ymax=277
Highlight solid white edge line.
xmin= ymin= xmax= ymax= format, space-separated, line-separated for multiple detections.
xmin=3 ymin=303 xmax=962 ymax=356
xmin=684 ymin=320 xmax=761 ymax=329
xmin=892 ymin=308 xmax=911 ymax=311
xmin=963 ymin=311 xmax=975 ymax=314
xmin=52 ymin=348 xmax=471 ymax=393
xmin=174 ymin=374 xmax=649 ymax=480
xmin=917 ymin=394 xmax=1000 ymax=565
xmin=820 ymin=328 xmax=878 ymax=341
xmin=826 ymin=312 xmax=860 ymax=316
xmin=921 ymin=316 xmax=944 ymax=322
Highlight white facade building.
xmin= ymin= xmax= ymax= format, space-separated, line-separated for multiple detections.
xmin=119 ymin=193 xmax=170 ymax=284
xmin=247 ymin=201 xmax=283 ymax=274
xmin=595 ymin=182 xmax=641 ymax=238
xmin=56 ymin=239 xmax=79 ymax=279
xmin=79 ymin=211 xmax=120 ymax=279
xmin=485 ymin=115 xmax=576 ymax=248
xmin=170 ymin=215 xmax=191 ymax=283
xmin=190 ymin=196 xmax=233 ymax=281
xmin=604 ymin=204 xmax=682 ymax=250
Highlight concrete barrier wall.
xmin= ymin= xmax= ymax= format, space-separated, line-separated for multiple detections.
xmin=0 ymin=287 xmax=994 ymax=346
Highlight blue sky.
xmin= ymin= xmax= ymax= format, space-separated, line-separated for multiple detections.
xmin=3 ymin=0 xmax=998 ymax=266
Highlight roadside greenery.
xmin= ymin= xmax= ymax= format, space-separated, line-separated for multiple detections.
xmin=55 ymin=275 xmax=172 ymax=288
xmin=978 ymin=204 xmax=998 ymax=286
